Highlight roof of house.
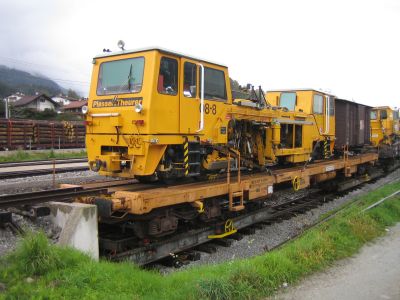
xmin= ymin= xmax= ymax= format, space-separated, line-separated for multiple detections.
xmin=52 ymin=95 xmax=80 ymax=101
xmin=63 ymin=100 xmax=88 ymax=110
xmin=13 ymin=94 xmax=59 ymax=107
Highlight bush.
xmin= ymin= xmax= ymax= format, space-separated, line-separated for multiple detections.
xmin=7 ymin=231 xmax=83 ymax=277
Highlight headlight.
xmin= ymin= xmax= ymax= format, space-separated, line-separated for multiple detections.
xmin=135 ymin=103 xmax=143 ymax=113
xmin=82 ymin=105 xmax=88 ymax=114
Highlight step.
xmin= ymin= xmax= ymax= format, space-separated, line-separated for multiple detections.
xmin=188 ymin=150 xmax=201 ymax=154
xmin=188 ymin=162 xmax=201 ymax=166
xmin=231 ymin=191 xmax=244 ymax=197
xmin=186 ymin=172 xmax=201 ymax=177
xmin=230 ymin=205 xmax=245 ymax=212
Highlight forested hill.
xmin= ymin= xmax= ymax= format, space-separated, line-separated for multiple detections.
xmin=0 ymin=65 xmax=63 ymax=97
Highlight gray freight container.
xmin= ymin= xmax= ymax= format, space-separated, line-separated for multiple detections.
xmin=335 ymin=98 xmax=371 ymax=150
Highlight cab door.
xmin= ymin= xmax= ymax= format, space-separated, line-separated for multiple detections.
xmin=179 ymin=59 xmax=200 ymax=134
xmin=312 ymin=93 xmax=334 ymax=137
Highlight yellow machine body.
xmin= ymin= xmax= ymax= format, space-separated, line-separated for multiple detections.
xmin=85 ymin=49 xmax=336 ymax=179
xmin=370 ymin=106 xmax=400 ymax=146
xmin=266 ymin=89 xmax=336 ymax=159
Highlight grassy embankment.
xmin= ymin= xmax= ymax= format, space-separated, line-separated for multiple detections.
xmin=1 ymin=181 xmax=400 ymax=299
xmin=0 ymin=150 xmax=87 ymax=163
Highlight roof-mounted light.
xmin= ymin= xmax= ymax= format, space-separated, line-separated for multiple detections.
xmin=117 ymin=40 xmax=125 ymax=51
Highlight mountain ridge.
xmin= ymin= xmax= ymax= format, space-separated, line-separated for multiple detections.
xmin=0 ymin=65 xmax=65 ymax=98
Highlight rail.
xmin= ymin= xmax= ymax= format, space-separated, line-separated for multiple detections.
xmin=0 ymin=158 xmax=89 ymax=179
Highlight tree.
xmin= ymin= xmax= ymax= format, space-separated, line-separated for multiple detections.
xmin=0 ymin=99 xmax=5 ymax=117
xmin=67 ymin=89 xmax=80 ymax=99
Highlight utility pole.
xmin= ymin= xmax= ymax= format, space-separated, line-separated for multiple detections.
xmin=4 ymin=97 xmax=9 ymax=119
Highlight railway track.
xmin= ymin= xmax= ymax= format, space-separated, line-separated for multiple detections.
xmin=0 ymin=158 xmax=89 ymax=179
xmin=0 ymin=165 xmax=395 ymax=267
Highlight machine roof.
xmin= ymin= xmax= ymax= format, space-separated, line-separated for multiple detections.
xmin=93 ymin=47 xmax=227 ymax=68
xmin=267 ymin=88 xmax=336 ymax=97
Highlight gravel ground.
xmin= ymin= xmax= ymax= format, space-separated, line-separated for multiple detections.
xmin=0 ymin=214 xmax=59 ymax=257
xmin=159 ymin=168 xmax=400 ymax=272
xmin=0 ymin=170 xmax=120 ymax=256
xmin=0 ymin=170 xmax=119 ymax=195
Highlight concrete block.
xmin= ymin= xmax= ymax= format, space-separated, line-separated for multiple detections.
xmin=49 ymin=202 xmax=99 ymax=260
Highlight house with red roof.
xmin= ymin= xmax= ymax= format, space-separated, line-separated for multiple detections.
xmin=62 ymin=100 xmax=88 ymax=113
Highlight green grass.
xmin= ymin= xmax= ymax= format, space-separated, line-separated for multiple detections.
xmin=0 ymin=149 xmax=87 ymax=163
xmin=1 ymin=181 xmax=400 ymax=299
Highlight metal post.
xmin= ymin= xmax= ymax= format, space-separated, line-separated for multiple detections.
xmin=4 ymin=98 xmax=9 ymax=119
xmin=227 ymin=152 xmax=231 ymax=185
xmin=53 ymin=159 xmax=56 ymax=188
xmin=238 ymin=152 xmax=241 ymax=184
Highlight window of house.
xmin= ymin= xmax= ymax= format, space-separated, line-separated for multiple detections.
xmin=280 ymin=92 xmax=296 ymax=111
xmin=158 ymin=57 xmax=178 ymax=95
xmin=370 ymin=110 xmax=377 ymax=120
xmin=200 ymin=67 xmax=227 ymax=101
xmin=380 ymin=110 xmax=387 ymax=119
xmin=183 ymin=62 xmax=197 ymax=98
xmin=313 ymin=94 xmax=323 ymax=114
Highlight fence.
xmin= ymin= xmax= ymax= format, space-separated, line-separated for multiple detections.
xmin=0 ymin=119 xmax=85 ymax=150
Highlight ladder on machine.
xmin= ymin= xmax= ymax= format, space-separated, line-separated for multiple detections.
xmin=227 ymin=151 xmax=245 ymax=211
xmin=183 ymin=137 xmax=201 ymax=177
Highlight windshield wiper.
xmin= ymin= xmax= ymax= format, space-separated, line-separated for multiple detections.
xmin=127 ymin=64 xmax=133 ymax=91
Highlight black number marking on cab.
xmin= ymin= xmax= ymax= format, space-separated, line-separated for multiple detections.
xmin=199 ymin=103 xmax=217 ymax=115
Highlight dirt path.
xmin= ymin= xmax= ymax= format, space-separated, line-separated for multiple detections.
xmin=271 ymin=223 xmax=400 ymax=300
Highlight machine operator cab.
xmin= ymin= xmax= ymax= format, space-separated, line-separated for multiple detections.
xmin=370 ymin=106 xmax=400 ymax=146
xmin=266 ymin=89 xmax=336 ymax=160
xmin=85 ymin=47 xmax=232 ymax=178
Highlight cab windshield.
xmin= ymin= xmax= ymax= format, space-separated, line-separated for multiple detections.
xmin=370 ymin=110 xmax=377 ymax=120
xmin=97 ymin=57 xmax=145 ymax=95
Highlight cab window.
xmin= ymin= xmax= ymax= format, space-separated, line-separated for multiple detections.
xmin=370 ymin=110 xmax=377 ymax=120
xmin=280 ymin=92 xmax=296 ymax=111
xmin=328 ymin=97 xmax=335 ymax=116
xmin=380 ymin=110 xmax=387 ymax=119
xmin=97 ymin=57 xmax=144 ymax=95
xmin=158 ymin=57 xmax=178 ymax=95
xmin=202 ymin=67 xmax=227 ymax=101
xmin=313 ymin=94 xmax=323 ymax=114
xmin=183 ymin=62 xmax=197 ymax=98
xmin=394 ymin=110 xmax=399 ymax=120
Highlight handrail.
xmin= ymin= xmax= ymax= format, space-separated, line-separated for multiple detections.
xmin=197 ymin=63 xmax=205 ymax=132
xmin=90 ymin=113 xmax=120 ymax=117
xmin=324 ymin=95 xmax=330 ymax=134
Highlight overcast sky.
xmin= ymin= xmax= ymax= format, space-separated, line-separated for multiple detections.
xmin=0 ymin=0 xmax=399 ymax=107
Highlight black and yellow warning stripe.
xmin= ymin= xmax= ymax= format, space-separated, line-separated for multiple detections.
xmin=184 ymin=137 xmax=189 ymax=176
xmin=324 ymin=139 xmax=329 ymax=158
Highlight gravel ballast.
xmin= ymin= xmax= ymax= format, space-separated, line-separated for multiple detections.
xmin=0 ymin=170 xmax=119 ymax=195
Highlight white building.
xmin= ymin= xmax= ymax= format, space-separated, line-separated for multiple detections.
xmin=13 ymin=94 xmax=59 ymax=111
xmin=4 ymin=92 xmax=25 ymax=103
xmin=52 ymin=95 xmax=79 ymax=106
